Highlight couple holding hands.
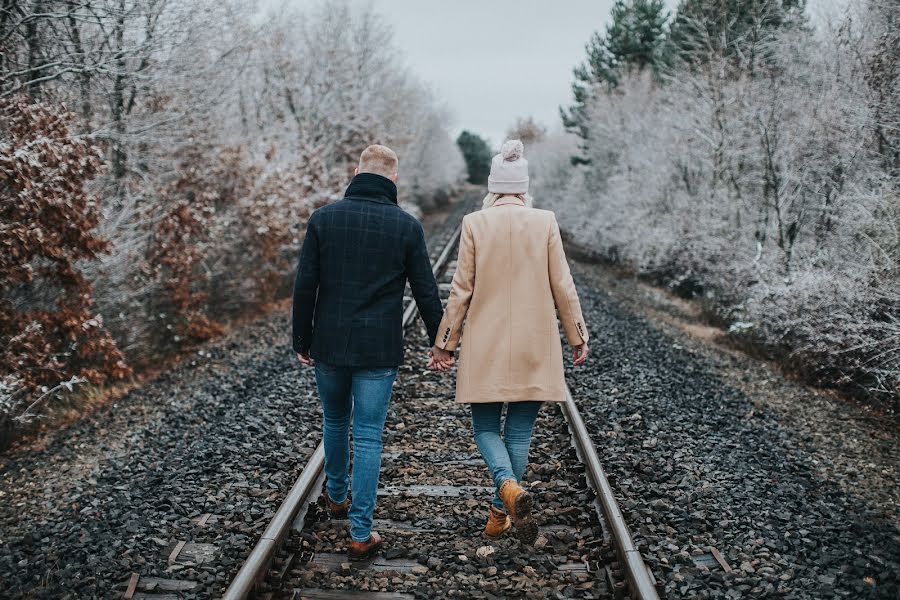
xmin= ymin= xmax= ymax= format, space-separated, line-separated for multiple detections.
xmin=292 ymin=140 xmax=588 ymax=560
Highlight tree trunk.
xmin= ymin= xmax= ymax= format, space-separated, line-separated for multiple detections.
xmin=24 ymin=0 xmax=43 ymax=98
xmin=66 ymin=0 xmax=93 ymax=124
xmin=111 ymin=0 xmax=127 ymax=184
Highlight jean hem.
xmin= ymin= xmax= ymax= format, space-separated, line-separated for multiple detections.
xmin=326 ymin=492 xmax=348 ymax=504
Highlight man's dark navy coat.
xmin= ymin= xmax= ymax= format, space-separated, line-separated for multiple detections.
xmin=292 ymin=173 xmax=444 ymax=367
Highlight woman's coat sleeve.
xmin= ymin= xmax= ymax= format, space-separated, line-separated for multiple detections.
xmin=548 ymin=214 xmax=589 ymax=346
xmin=434 ymin=216 xmax=475 ymax=351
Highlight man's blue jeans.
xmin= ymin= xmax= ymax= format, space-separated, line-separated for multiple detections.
xmin=314 ymin=362 xmax=398 ymax=542
xmin=470 ymin=401 xmax=542 ymax=510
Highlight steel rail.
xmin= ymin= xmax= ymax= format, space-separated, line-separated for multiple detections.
xmin=222 ymin=216 xmax=465 ymax=600
xmin=222 ymin=446 xmax=324 ymax=599
xmin=401 ymin=220 xmax=464 ymax=326
xmin=562 ymin=385 xmax=662 ymax=600
xmin=431 ymin=221 xmax=464 ymax=278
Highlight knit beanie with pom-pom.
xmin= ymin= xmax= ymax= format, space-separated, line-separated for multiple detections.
xmin=488 ymin=139 xmax=529 ymax=194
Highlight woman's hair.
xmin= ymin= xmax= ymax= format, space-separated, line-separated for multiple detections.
xmin=481 ymin=192 xmax=534 ymax=210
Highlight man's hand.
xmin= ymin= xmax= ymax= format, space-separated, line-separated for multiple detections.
xmin=572 ymin=343 xmax=588 ymax=366
xmin=427 ymin=346 xmax=455 ymax=371
xmin=296 ymin=351 xmax=315 ymax=366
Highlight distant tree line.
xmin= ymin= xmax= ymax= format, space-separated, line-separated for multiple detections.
xmin=457 ymin=118 xmax=548 ymax=184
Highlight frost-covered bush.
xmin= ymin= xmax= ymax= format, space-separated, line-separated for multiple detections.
xmin=542 ymin=2 xmax=899 ymax=406
xmin=0 ymin=98 xmax=130 ymax=440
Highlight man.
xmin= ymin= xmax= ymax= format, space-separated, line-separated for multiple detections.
xmin=292 ymin=144 xmax=445 ymax=560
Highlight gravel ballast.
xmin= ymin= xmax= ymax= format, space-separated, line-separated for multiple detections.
xmin=0 ymin=311 xmax=321 ymax=598
xmin=566 ymin=261 xmax=899 ymax=599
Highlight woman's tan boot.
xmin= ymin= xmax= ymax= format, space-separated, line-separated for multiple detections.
xmin=499 ymin=479 xmax=538 ymax=544
xmin=483 ymin=505 xmax=511 ymax=538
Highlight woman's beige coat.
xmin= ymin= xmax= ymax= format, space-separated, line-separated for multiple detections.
xmin=434 ymin=195 xmax=589 ymax=404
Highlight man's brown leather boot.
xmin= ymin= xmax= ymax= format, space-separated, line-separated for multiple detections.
xmin=348 ymin=531 xmax=383 ymax=561
xmin=499 ymin=479 xmax=538 ymax=544
xmin=483 ymin=505 xmax=511 ymax=538
xmin=322 ymin=492 xmax=350 ymax=519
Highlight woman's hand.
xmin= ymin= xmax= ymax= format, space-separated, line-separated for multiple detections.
xmin=428 ymin=346 xmax=455 ymax=371
xmin=572 ymin=343 xmax=588 ymax=366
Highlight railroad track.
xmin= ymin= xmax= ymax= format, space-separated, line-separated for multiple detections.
xmin=223 ymin=194 xmax=662 ymax=600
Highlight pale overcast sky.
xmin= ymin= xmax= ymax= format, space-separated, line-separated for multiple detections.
xmin=264 ymin=0 xmax=679 ymax=146
xmin=263 ymin=0 xmax=846 ymax=147
xmin=364 ymin=0 xmax=685 ymax=146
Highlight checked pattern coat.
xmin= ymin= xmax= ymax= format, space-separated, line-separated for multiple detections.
xmin=292 ymin=173 xmax=443 ymax=367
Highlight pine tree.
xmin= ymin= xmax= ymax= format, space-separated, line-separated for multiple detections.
xmin=666 ymin=0 xmax=807 ymax=70
xmin=561 ymin=0 xmax=670 ymax=164
xmin=456 ymin=131 xmax=493 ymax=185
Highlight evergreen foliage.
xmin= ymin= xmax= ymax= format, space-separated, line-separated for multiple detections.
xmin=457 ymin=130 xmax=493 ymax=185
xmin=666 ymin=0 xmax=807 ymax=69
xmin=561 ymin=0 xmax=670 ymax=163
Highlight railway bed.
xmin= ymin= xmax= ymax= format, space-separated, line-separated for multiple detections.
xmin=225 ymin=195 xmax=660 ymax=600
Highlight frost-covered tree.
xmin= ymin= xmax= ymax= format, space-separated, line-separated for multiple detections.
xmin=560 ymin=0 xmax=670 ymax=163
xmin=666 ymin=0 xmax=807 ymax=72
xmin=864 ymin=0 xmax=900 ymax=176
xmin=401 ymin=93 xmax=466 ymax=210
xmin=545 ymin=0 xmax=899 ymax=405
xmin=0 ymin=0 xmax=463 ymax=440
xmin=506 ymin=116 xmax=547 ymax=147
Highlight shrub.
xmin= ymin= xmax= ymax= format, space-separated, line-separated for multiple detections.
xmin=0 ymin=97 xmax=129 ymax=439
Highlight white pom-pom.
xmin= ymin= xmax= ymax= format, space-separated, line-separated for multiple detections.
xmin=501 ymin=139 xmax=524 ymax=162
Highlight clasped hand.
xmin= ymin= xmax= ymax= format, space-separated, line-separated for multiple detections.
xmin=427 ymin=346 xmax=454 ymax=371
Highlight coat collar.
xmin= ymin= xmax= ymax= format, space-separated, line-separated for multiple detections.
xmin=492 ymin=195 xmax=525 ymax=207
xmin=344 ymin=172 xmax=398 ymax=205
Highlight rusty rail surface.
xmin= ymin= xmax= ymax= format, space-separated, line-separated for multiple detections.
xmin=222 ymin=216 xmax=465 ymax=600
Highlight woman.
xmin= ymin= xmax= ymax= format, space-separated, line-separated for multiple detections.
xmin=429 ymin=140 xmax=589 ymax=544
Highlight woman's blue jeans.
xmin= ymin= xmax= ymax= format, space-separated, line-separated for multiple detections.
xmin=470 ymin=401 xmax=542 ymax=510
xmin=314 ymin=362 xmax=398 ymax=542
